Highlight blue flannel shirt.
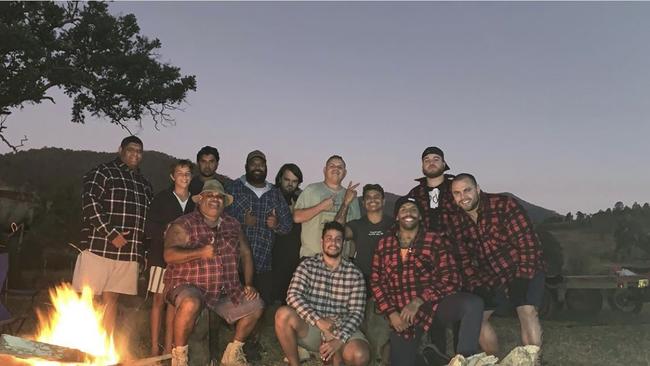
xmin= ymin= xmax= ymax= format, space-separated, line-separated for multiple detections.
xmin=226 ymin=177 xmax=292 ymax=272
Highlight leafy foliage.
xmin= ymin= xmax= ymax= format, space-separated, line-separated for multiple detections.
xmin=0 ymin=1 xmax=196 ymax=151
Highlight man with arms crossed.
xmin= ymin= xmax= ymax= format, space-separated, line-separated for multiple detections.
xmin=448 ymin=174 xmax=545 ymax=356
xmin=275 ymin=221 xmax=370 ymax=366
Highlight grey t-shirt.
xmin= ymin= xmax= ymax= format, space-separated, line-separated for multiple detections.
xmin=347 ymin=215 xmax=394 ymax=282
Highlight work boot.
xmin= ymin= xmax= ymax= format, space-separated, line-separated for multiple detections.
xmin=171 ymin=345 xmax=189 ymax=366
xmin=220 ymin=341 xmax=250 ymax=366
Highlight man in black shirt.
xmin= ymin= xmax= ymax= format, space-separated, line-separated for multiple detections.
xmin=345 ymin=184 xmax=393 ymax=366
xmin=189 ymin=146 xmax=231 ymax=196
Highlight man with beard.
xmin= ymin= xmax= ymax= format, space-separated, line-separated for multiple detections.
xmin=164 ymin=180 xmax=263 ymax=366
xmin=448 ymin=174 xmax=545 ymax=356
xmin=407 ymin=146 xmax=457 ymax=232
xmin=226 ymin=150 xmax=292 ymax=304
xmin=345 ymin=184 xmax=393 ymax=366
xmin=189 ymin=146 xmax=231 ymax=196
xmin=271 ymin=163 xmax=304 ymax=304
xmin=370 ymin=197 xmax=483 ymax=366
xmin=294 ymin=155 xmax=361 ymax=258
xmin=275 ymin=221 xmax=370 ymax=366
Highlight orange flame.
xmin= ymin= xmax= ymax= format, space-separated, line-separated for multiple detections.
xmin=28 ymin=283 xmax=120 ymax=366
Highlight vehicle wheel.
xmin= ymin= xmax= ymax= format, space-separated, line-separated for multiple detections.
xmin=538 ymin=287 xmax=562 ymax=319
xmin=607 ymin=288 xmax=644 ymax=313
xmin=565 ymin=289 xmax=603 ymax=315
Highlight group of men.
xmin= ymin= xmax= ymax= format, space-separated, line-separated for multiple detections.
xmin=72 ymin=136 xmax=545 ymax=366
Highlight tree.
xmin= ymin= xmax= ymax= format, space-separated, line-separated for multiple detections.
xmin=565 ymin=212 xmax=573 ymax=222
xmin=0 ymin=1 xmax=196 ymax=151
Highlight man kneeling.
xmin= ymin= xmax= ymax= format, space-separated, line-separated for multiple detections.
xmin=275 ymin=221 xmax=370 ymax=366
xmin=164 ymin=180 xmax=263 ymax=366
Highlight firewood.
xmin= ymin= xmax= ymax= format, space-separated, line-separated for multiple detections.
xmin=0 ymin=334 xmax=95 ymax=363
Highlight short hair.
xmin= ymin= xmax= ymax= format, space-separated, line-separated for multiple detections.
xmin=325 ymin=155 xmax=345 ymax=167
xmin=169 ymin=159 xmax=195 ymax=175
xmin=322 ymin=221 xmax=345 ymax=238
xmin=275 ymin=163 xmax=303 ymax=186
xmin=363 ymin=184 xmax=384 ymax=198
xmin=196 ymin=146 xmax=220 ymax=162
xmin=453 ymin=173 xmax=478 ymax=187
xmin=120 ymin=135 xmax=143 ymax=148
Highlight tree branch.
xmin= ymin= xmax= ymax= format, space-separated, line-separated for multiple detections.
xmin=0 ymin=115 xmax=28 ymax=153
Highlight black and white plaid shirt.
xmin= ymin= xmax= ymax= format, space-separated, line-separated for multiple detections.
xmin=287 ymin=254 xmax=366 ymax=342
xmin=80 ymin=157 xmax=153 ymax=262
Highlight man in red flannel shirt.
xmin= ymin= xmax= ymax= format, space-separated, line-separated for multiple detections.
xmin=371 ymin=196 xmax=483 ymax=366
xmin=448 ymin=173 xmax=545 ymax=355
xmin=163 ymin=180 xmax=263 ymax=366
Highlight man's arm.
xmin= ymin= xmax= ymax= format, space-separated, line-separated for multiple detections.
xmin=82 ymin=168 xmax=118 ymax=241
xmin=163 ymin=223 xmax=211 ymax=264
xmin=293 ymin=199 xmax=333 ymax=223
xmin=332 ymin=271 xmax=366 ymax=342
xmin=238 ymin=230 xmax=255 ymax=287
xmin=504 ymin=197 xmax=544 ymax=279
xmin=370 ymin=238 xmax=398 ymax=316
xmin=334 ymin=182 xmax=359 ymax=224
xmin=272 ymin=189 xmax=293 ymax=235
xmin=286 ymin=262 xmax=322 ymax=326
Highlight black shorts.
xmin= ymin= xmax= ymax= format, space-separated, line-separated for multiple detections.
xmin=474 ymin=271 xmax=546 ymax=311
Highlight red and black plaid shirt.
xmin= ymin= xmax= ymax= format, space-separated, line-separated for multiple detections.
xmin=370 ymin=228 xmax=460 ymax=339
xmin=444 ymin=192 xmax=545 ymax=290
xmin=164 ymin=211 xmax=244 ymax=305
xmin=407 ymin=174 xmax=459 ymax=232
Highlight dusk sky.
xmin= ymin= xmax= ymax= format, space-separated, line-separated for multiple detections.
xmin=4 ymin=2 xmax=650 ymax=215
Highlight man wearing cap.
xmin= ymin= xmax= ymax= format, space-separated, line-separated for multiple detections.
xmin=164 ymin=179 xmax=263 ymax=366
xmin=73 ymin=135 xmax=153 ymax=334
xmin=448 ymin=174 xmax=545 ymax=356
xmin=408 ymin=147 xmax=458 ymax=232
xmin=370 ymin=196 xmax=483 ymax=366
xmin=293 ymin=155 xmax=361 ymax=258
xmin=226 ymin=150 xmax=292 ymax=305
xmin=189 ymin=146 xmax=231 ymax=196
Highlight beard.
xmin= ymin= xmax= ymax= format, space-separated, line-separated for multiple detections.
xmin=246 ymin=169 xmax=267 ymax=185
xmin=398 ymin=216 xmax=420 ymax=231
xmin=323 ymin=248 xmax=342 ymax=259
xmin=423 ymin=166 xmax=444 ymax=179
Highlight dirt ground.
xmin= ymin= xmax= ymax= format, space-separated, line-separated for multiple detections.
xmin=3 ymin=287 xmax=650 ymax=366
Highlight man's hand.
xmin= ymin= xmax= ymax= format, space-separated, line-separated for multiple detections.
xmin=111 ymin=231 xmax=130 ymax=248
xmin=318 ymin=195 xmax=335 ymax=212
xmin=244 ymin=209 xmax=257 ymax=226
xmin=266 ymin=209 xmax=278 ymax=229
xmin=319 ymin=337 xmax=343 ymax=363
xmin=243 ymin=285 xmax=259 ymax=300
xmin=201 ymin=244 xmax=215 ymax=259
xmin=388 ymin=312 xmax=409 ymax=332
xmin=316 ymin=318 xmax=336 ymax=334
xmin=400 ymin=297 xmax=423 ymax=325
xmin=342 ymin=181 xmax=360 ymax=206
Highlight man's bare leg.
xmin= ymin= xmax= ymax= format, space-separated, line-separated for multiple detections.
xmin=150 ymin=292 xmax=165 ymax=355
xmin=165 ymin=305 xmax=175 ymax=351
xmin=479 ymin=310 xmax=499 ymax=355
xmin=233 ymin=307 xmax=263 ymax=342
xmin=516 ymin=305 xmax=542 ymax=346
xmin=341 ymin=339 xmax=370 ymax=366
xmin=173 ymin=296 xmax=202 ymax=346
xmin=101 ymin=291 xmax=120 ymax=335
xmin=275 ymin=306 xmax=309 ymax=366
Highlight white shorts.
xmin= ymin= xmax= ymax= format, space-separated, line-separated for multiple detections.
xmin=147 ymin=266 xmax=166 ymax=294
xmin=72 ymin=250 xmax=139 ymax=295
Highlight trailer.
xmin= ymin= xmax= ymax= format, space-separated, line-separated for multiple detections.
xmin=539 ymin=262 xmax=650 ymax=318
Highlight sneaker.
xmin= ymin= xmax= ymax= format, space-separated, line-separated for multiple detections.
xmin=282 ymin=345 xmax=312 ymax=363
xmin=171 ymin=345 xmax=189 ymax=366
xmin=221 ymin=341 xmax=250 ymax=366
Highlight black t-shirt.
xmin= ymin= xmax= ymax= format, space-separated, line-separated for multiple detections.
xmin=347 ymin=215 xmax=394 ymax=284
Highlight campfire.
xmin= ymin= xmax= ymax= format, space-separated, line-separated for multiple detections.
xmin=30 ymin=283 xmax=120 ymax=365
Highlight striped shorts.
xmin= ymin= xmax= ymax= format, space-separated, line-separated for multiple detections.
xmin=147 ymin=266 xmax=166 ymax=294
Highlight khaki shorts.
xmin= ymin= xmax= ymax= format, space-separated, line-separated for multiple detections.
xmin=166 ymin=284 xmax=264 ymax=324
xmin=72 ymin=250 xmax=139 ymax=295
xmin=298 ymin=322 xmax=368 ymax=352
xmin=147 ymin=266 xmax=166 ymax=294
